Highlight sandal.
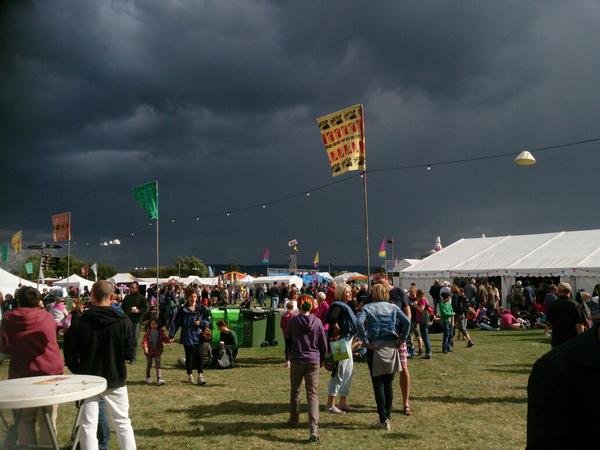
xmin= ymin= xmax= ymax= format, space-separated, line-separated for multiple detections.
xmin=402 ymin=406 xmax=413 ymax=416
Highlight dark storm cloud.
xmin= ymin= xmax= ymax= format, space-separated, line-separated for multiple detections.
xmin=1 ymin=0 xmax=600 ymax=270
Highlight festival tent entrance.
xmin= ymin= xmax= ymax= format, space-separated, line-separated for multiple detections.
xmin=399 ymin=229 xmax=600 ymax=305
xmin=54 ymin=274 xmax=94 ymax=291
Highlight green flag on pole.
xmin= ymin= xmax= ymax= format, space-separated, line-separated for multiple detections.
xmin=0 ymin=244 xmax=8 ymax=263
xmin=133 ymin=181 xmax=159 ymax=220
xmin=24 ymin=261 xmax=33 ymax=275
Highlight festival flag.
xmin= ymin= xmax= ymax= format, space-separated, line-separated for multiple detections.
xmin=316 ymin=104 xmax=366 ymax=177
xmin=11 ymin=231 xmax=22 ymax=253
xmin=24 ymin=261 xmax=33 ymax=275
xmin=51 ymin=212 xmax=71 ymax=241
xmin=378 ymin=239 xmax=386 ymax=259
xmin=261 ymin=248 xmax=270 ymax=264
xmin=133 ymin=181 xmax=159 ymax=220
xmin=0 ymin=244 xmax=8 ymax=263
xmin=208 ymin=266 xmax=214 ymax=277
xmin=91 ymin=263 xmax=98 ymax=281
xmin=81 ymin=265 xmax=89 ymax=278
xmin=39 ymin=266 xmax=45 ymax=284
xmin=313 ymin=251 xmax=320 ymax=268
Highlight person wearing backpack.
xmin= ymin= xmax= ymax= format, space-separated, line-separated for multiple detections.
xmin=452 ymin=287 xmax=474 ymax=348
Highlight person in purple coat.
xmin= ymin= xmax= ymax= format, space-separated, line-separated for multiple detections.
xmin=287 ymin=294 xmax=327 ymax=443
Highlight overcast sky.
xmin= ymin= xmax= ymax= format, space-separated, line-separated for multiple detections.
xmin=2 ymin=0 xmax=600 ymax=271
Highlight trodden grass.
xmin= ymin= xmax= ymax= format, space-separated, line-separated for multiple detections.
xmin=0 ymin=329 xmax=550 ymax=449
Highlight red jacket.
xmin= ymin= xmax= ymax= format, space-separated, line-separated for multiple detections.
xmin=325 ymin=287 xmax=336 ymax=305
xmin=0 ymin=308 xmax=64 ymax=379
xmin=141 ymin=327 xmax=170 ymax=357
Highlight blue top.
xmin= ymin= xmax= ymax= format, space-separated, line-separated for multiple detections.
xmin=324 ymin=301 xmax=358 ymax=339
xmin=169 ymin=304 xmax=211 ymax=345
xmin=357 ymin=301 xmax=410 ymax=345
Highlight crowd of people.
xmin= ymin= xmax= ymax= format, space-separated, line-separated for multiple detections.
xmin=1 ymin=270 xmax=599 ymax=446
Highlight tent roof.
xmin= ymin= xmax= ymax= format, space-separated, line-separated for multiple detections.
xmin=54 ymin=274 xmax=94 ymax=288
xmin=251 ymin=275 xmax=304 ymax=287
xmin=0 ymin=267 xmax=39 ymax=294
xmin=400 ymin=229 xmax=600 ymax=278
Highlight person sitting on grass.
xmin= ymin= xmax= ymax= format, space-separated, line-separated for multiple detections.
xmin=477 ymin=304 xmax=499 ymax=331
xmin=142 ymin=317 xmax=171 ymax=385
xmin=500 ymin=308 xmax=521 ymax=330
xmin=216 ymin=319 xmax=238 ymax=359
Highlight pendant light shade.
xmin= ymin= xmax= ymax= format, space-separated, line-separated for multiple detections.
xmin=514 ymin=150 xmax=536 ymax=166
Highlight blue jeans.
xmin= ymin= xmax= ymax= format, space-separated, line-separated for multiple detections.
xmin=419 ymin=323 xmax=431 ymax=356
xmin=442 ymin=322 xmax=452 ymax=352
xmin=271 ymin=296 xmax=280 ymax=308
xmin=97 ymin=398 xmax=110 ymax=450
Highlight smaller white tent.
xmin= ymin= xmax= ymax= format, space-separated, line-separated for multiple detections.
xmin=110 ymin=273 xmax=147 ymax=285
xmin=54 ymin=274 xmax=94 ymax=291
xmin=240 ymin=275 xmax=255 ymax=285
xmin=251 ymin=275 xmax=304 ymax=288
xmin=181 ymin=276 xmax=219 ymax=286
xmin=333 ymin=272 xmax=367 ymax=284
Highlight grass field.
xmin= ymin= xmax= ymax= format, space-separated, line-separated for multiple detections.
xmin=0 ymin=328 xmax=550 ymax=449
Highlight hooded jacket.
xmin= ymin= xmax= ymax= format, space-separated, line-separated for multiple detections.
xmin=169 ymin=303 xmax=211 ymax=346
xmin=287 ymin=313 xmax=327 ymax=365
xmin=63 ymin=305 xmax=135 ymax=389
xmin=0 ymin=308 xmax=64 ymax=379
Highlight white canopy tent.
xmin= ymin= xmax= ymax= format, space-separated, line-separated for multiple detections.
xmin=400 ymin=229 xmax=600 ymax=305
xmin=109 ymin=273 xmax=149 ymax=286
xmin=54 ymin=274 xmax=94 ymax=291
xmin=181 ymin=276 xmax=219 ymax=286
xmin=0 ymin=267 xmax=41 ymax=295
xmin=333 ymin=272 xmax=366 ymax=284
xmin=251 ymin=275 xmax=304 ymax=288
xmin=239 ymin=275 xmax=255 ymax=285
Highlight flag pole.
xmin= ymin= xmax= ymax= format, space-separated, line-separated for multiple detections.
xmin=156 ymin=180 xmax=160 ymax=289
xmin=66 ymin=239 xmax=71 ymax=293
xmin=362 ymin=169 xmax=371 ymax=279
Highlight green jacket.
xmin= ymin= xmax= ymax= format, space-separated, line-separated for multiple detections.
xmin=439 ymin=301 xmax=454 ymax=323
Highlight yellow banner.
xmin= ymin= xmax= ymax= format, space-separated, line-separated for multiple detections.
xmin=317 ymin=104 xmax=365 ymax=177
xmin=11 ymin=230 xmax=22 ymax=253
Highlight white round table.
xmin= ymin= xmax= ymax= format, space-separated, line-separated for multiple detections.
xmin=0 ymin=374 xmax=107 ymax=449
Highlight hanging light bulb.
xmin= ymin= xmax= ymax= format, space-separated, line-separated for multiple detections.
xmin=426 ymin=164 xmax=431 ymax=171
xmin=514 ymin=150 xmax=536 ymax=166
xmin=306 ymin=192 xmax=311 ymax=197
xmin=262 ymin=204 xmax=266 ymax=208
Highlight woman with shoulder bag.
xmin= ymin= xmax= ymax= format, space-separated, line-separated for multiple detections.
xmin=415 ymin=289 xmax=433 ymax=359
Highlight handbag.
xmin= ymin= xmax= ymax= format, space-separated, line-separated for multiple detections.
xmin=330 ymin=339 xmax=350 ymax=362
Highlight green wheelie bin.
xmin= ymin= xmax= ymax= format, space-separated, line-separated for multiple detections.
xmin=265 ymin=308 xmax=286 ymax=346
xmin=240 ymin=309 xmax=269 ymax=347
xmin=210 ymin=308 xmax=226 ymax=348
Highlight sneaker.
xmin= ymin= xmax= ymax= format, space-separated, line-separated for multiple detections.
xmin=156 ymin=379 xmax=165 ymax=386
xmin=328 ymin=406 xmax=345 ymax=415
xmin=466 ymin=341 xmax=474 ymax=348
xmin=284 ymin=361 xmax=291 ymax=368
xmin=421 ymin=354 xmax=432 ymax=360
xmin=187 ymin=374 xmax=194 ymax=384
xmin=442 ymin=350 xmax=449 ymax=354
xmin=372 ymin=419 xmax=391 ymax=431
xmin=309 ymin=433 xmax=319 ymax=443
xmin=198 ymin=374 xmax=206 ymax=386
xmin=145 ymin=377 xmax=152 ymax=385
xmin=286 ymin=418 xmax=299 ymax=428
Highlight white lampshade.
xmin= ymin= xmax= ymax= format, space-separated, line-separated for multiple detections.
xmin=514 ymin=150 xmax=536 ymax=165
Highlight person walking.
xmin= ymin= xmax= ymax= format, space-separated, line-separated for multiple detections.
xmin=415 ymin=289 xmax=433 ymax=359
xmin=452 ymin=287 xmax=474 ymax=347
xmin=357 ymin=283 xmax=410 ymax=431
xmin=439 ymin=291 xmax=455 ymax=354
xmin=121 ymin=281 xmax=147 ymax=362
xmin=287 ymin=294 xmax=327 ymax=443
xmin=63 ymin=280 xmax=137 ymax=450
xmin=324 ymin=283 xmax=358 ymax=414
xmin=169 ymin=288 xmax=212 ymax=385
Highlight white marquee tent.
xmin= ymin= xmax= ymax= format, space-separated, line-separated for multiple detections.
xmin=54 ymin=274 xmax=94 ymax=291
xmin=0 ymin=267 xmax=41 ymax=294
xmin=251 ymin=275 xmax=304 ymax=288
xmin=399 ymin=229 xmax=600 ymax=305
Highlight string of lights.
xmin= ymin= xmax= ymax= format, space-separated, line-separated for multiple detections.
xmin=71 ymin=135 xmax=600 ymax=247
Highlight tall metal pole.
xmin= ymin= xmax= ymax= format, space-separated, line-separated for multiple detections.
xmin=66 ymin=240 xmax=71 ymax=294
xmin=362 ymin=170 xmax=371 ymax=279
xmin=156 ymin=179 xmax=160 ymax=289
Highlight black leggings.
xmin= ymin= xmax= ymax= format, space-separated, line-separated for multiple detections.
xmin=183 ymin=344 xmax=204 ymax=374
xmin=367 ymin=349 xmax=395 ymax=423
